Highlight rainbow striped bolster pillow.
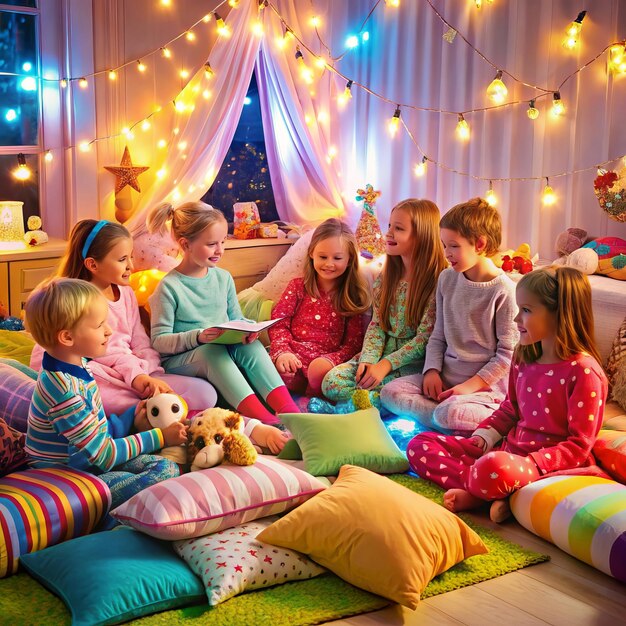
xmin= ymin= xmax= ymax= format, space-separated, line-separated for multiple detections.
xmin=510 ymin=476 xmax=626 ymax=582
xmin=0 ymin=467 xmax=111 ymax=578
xmin=111 ymin=456 xmax=327 ymax=541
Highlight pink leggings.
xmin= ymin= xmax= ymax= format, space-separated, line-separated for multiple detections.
xmin=407 ymin=432 xmax=540 ymax=500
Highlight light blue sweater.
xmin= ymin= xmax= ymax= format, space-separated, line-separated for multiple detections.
xmin=149 ymin=267 xmax=243 ymax=358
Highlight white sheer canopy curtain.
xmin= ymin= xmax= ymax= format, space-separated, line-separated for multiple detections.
xmin=126 ymin=0 xmax=261 ymax=237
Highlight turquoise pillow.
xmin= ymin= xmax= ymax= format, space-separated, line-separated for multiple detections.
xmin=20 ymin=527 xmax=204 ymax=626
xmin=279 ymin=408 xmax=409 ymax=476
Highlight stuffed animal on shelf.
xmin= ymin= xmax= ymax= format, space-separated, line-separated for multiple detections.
xmin=146 ymin=393 xmax=189 ymax=465
xmin=24 ymin=215 xmax=48 ymax=246
xmin=187 ymin=407 xmax=258 ymax=472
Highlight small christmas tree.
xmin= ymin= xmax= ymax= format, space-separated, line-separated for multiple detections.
xmin=355 ymin=184 xmax=385 ymax=257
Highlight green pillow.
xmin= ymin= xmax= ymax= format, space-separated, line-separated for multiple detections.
xmin=279 ymin=408 xmax=409 ymax=476
xmin=19 ymin=527 xmax=204 ymax=626
xmin=277 ymin=437 xmax=303 ymax=460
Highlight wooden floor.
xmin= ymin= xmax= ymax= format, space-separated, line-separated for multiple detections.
xmin=326 ymin=509 xmax=626 ymax=626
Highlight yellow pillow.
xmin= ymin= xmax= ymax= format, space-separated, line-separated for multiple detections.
xmin=257 ymin=465 xmax=487 ymax=609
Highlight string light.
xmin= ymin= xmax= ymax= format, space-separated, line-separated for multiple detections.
xmin=527 ymin=99 xmax=539 ymax=120
xmin=251 ymin=20 xmax=264 ymax=37
xmin=79 ymin=141 xmax=91 ymax=153
xmin=215 ymin=12 xmax=231 ymax=37
xmin=414 ymin=156 xmax=427 ymax=177
xmin=346 ymin=35 xmax=359 ymax=49
xmin=179 ymin=69 xmax=189 ymax=79
xmin=160 ymin=0 xmax=171 ymax=6
xmin=609 ymin=43 xmax=626 ymax=74
xmin=108 ymin=69 xmax=117 ymax=80
xmin=562 ymin=11 xmax=586 ymax=50
xmin=204 ymin=63 xmax=214 ymax=79
xmin=12 ymin=153 xmax=31 ymax=180
xmin=202 ymin=14 xmax=211 ymax=23
xmin=160 ymin=46 xmax=172 ymax=58
xmin=310 ymin=16 xmax=321 ymax=28
xmin=388 ymin=106 xmax=401 ymax=137
xmin=551 ymin=91 xmax=565 ymax=117
xmin=44 ymin=150 xmax=53 ymax=163
xmin=542 ymin=178 xmax=556 ymax=205
xmin=60 ymin=78 xmax=67 ymax=88
xmin=338 ymin=79 xmax=353 ymax=106
xmin=185 ymin=31 xmax=196 ymax=42
xmin=78 ymin=77 xmax=88 ymax=89
xmin=228 ymin=0 xmax=240 ymax=7
xmin=141 ymin=120 xmax=151 ymax=131
xmin=295 ymin=48 xmax=314 ymax=84
xmin=157 ymin=139 xmax=167 ymax=149
xmin=486 ymin=70 xmax=508 ymax=104
xmin=385 ymin=0 xmax=401 ymax=7
xmin=137 ymin=60 xmax=147 ymax=72
xmin=485 ymin=181 xmax=497 ymax=206
xmin=456 ymin=114 xmax=470 ymax=141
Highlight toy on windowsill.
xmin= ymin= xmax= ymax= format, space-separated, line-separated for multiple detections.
xmin=23 ymin=216 xmax=48 ymax=246
xmin=233 ymin=202 xmax=261 ymax=240
xmin=0 ymin=301 xmax=24 ymax=331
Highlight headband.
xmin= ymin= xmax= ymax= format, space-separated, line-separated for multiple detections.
xmin=81 ymin=220 xmax=110 ymax=259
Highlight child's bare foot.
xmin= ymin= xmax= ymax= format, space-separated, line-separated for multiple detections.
xmin=443 ymin=489 xmax=483 ymax=513
xmin=489 ymin=498 xmax=512 ymax=523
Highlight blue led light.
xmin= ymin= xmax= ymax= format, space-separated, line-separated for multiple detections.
xmin=20 ymin=76 xmax=37 ymax=91
xmin=346 ymin=35 xmax=359 ymax=48
xmin=244 ymin=96 xmax=252 ymax=105
xmin=22 ymin=62 xmax=32 ymax=72
xmin=5 ymin=109 xmax=17 ymax=122
xmin=361 ymin=31 xmax=369 ymax=42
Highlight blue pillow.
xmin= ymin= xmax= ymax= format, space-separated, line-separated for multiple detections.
xmin=20 ymin=526 xmax=204 ymax=626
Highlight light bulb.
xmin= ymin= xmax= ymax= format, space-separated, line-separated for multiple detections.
xmin=179 ymin=69 xmax=189 ymax=79
xmin=78 ymin=77 xmax=88 ymax=89
xmin=310 ymin=16 xmax=320 ymax=28
xmin=160 ymin=0 xmax=171 ymax=6
xmin=161 ymin=47 xmax=171 ymax=58
xmin=542 ymin=182 xmax=556 ymax=206
xmin=157 ymin=139 xmax=167 ymax=149
xmin=385 ymin=0 xmax=400 ymax=7
xmin=486 ymin=70 xmax=507 ymax=104
xmin=202 ymin=14 xmax=211 ymax=23
xmin=251 ymin=20 xmax=264 ymax=37
xmin=562 ymin=11 xmax=586 ymax=50
xmin=44 ymin=150 xmax=53 ymax=163
xmin=295 ymin=49 xmax=314 ymax=84
xmin=314 ymin=56 xmax=327 ymax=69
xmin=388 ymin=107 xmax=401 ymax=137
xmin=456 ymin=114 xmax=470 ymax=140
xmin=174 ymin=100 xmax=186 ymax=112
xmin=485 ymin=183 xmax=497 ymax=206
xmin=79 ymin=141 xmax=90 ymax=152
xmin=60 ymin=78 xmax=68 ymax=88
xmin=228 ymin=0 xmax=240 ymax=7
xmin=137 ymin=60 xmax=146 ymax=72
xmin=156 ymin=168 xmax=167 ymax=179
xmin=609 ymin=44 xmax=626 ymax=74
xmin=551 ymin=92 xmax=565 ymax=117
xmin=475 ymin=0 xmax=482 ymax=7
xmin=337 ymin=79 xmax=353 ymax=106
xmin=185 ymin=31 xmax=196 ymax=42
xmin=204 ymin=63 xmax=214 ymax=79
xmin=108 ymin=69 xmax=117 ymax=80
xmin=215 ymin=13 xmax=231 ymax=37
xmin=527 ymin=100 xmax=539 ymax=120
xmin=13 ymin=153 xmax=30 ymax=180
xmin=202 ymin=89 xmax=211 ymax=99
xmin=414 ymin=157 xmax=427 ymax=177
xmin=346 ymin=35 xmax=359 ymax=49
xmin=141 ymin=120 xmax=151 ymax=131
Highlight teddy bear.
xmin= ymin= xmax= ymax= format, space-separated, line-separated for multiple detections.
xmin=146 ymin=392 xmax=189 ymax=465
xmin=187 ymin=407 xmax=258 ymax=472
xmin=23 ymin=215 xmax=48 ymax=246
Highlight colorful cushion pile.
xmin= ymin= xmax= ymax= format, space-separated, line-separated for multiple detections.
xmin=0 ymin=466 xmax=111 ymax=577
xmin=510 ymin=475 xmax=626 ymax=582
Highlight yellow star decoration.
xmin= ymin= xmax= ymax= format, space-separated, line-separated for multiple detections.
xmin=104 ymin=146 xmax=149 ymax=194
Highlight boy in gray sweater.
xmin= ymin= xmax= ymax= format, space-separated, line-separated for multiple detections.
xmin=381 ymin=198 xmax=518 ymax=432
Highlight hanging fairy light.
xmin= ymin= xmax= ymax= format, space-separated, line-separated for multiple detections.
xmin=137 ymin=60 xmax=147 ymax=72
xmin=44 ymin=150 xmax=53 ymax=163
xmin=486 ymin=70 xmax=508 ymax=104
xmin=276 ymin=26 xmax=293 ymax=49
xmin=562 ymin=11 xmax=586 ymax=50
xmin=160 ymin=46 xmax=172 ymax=58
xmin=551 ymin=91 xmax=565 ymax=117
xmin=485 ymin=181 xmax=497 ymax=206
xmin=108 ymin=69 xmax=117 ymax=80
xmin=12 ymin=153 xmax=31 ymax=180
xmin=251 ymin=20 xmax=264 ymax=37
xmin=310 ymin=16 xmax=321 ymax=28
xmin=228 ymin=0 xmax=240 ymax=7
xmin=388 ymin=106 xmax=401 ymax=137
xmin=542 ymin=178 xmax=556 ymax=206
xmin=185 ymin=30 xmax=196 ymax=42
xmin=204 ymin=63 xmax=214 ymax=79
xmin=414 ymin=156 xmax=428 ymax=177
xmin=215 ymin=12 xmax=231 ymax=37
xmin=385 ymin=0 xmax=401 ymax=7
xmin=78 ymin=77 xmax=88 ymax=89
xmin=608 ymin=43 xmax=626 ymax=74
xmin=79 ymin=141 xmax=91 ymax=153
xmin=338 ymin=80 xmax=353 ymax=106
xmin=456 ymin=113 xmax=470 ymax=140
xmin=60 ymin=78 xmax=68 ymax=88
xmin=141 ymin=120 xmax=151 ymax=131
xmin=527 ymin=100 xmax=539 ymax=120
xmin=295 ymin=48 xmax=314 ymax=84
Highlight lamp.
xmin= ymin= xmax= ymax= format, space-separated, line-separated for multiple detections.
xmin=0 ymin=201 xmax=26 ymax=250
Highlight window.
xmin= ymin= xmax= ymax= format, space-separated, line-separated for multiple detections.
xmin=202 ymin=71 xmax=278 ymax=225
xmin=0 ymin=1 xmax=40 ymax=227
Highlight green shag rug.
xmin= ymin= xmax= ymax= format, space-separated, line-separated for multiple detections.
xmin=0 ymin=474 xmax=549 ymax=626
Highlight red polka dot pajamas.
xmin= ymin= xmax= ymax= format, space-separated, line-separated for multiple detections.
xmin=407 ymin=354 xmax=608 ymax=500
xmin=268 ymin=278 xmax=366 ymax=394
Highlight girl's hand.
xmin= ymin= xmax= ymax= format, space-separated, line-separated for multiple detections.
xmin=252 ymin=424 xmax=290 ymax=454
xmin=133 ymin=400 xmax=151 ymax=432
xmin=132 ymin=374 xmax=173 ymax=398
xmin=357 ymin=359 xmax=391 ymax=390
xmin=423 ymin=370 xmax=446 ymax=401
xmin=162 ymin=421 xmax=188 ymax=446
xmin=275 ymin=352 xmax=302 ymax=374
xmin=467 ymin=435 xmax=487 ymax=454
xmin=242 ymin=332 xmax=259 ymax=344
xmin=198 ymin=327 xmax=225 ymax=344
xmin=438 ymin=376 xmax=487 ymax=401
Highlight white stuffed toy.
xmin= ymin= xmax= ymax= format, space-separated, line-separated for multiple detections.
xmin=24 ymin=215 xmax=49 ymax=246
xmin=146 ymin=393 xmax=188 ymax=465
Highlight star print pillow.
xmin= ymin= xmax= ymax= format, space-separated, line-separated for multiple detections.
xmin=173 ymin=516 xmax=326 ymax=605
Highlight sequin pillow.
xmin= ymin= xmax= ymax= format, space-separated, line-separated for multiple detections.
xmin=174 ymin=516 xmax=326 ymax=605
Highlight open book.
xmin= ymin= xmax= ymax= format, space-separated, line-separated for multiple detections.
xmin=206 ymin=318 xmax=283 ymax=345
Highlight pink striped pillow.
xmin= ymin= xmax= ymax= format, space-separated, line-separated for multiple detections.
xmin=110 ymin=456 xmax=326 ymax=540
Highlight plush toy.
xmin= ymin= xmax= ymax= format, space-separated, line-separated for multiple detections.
xmin=23 ymin=215 xmax=49 ymax=246
xmin=582 ymin=237 xmax=626 ymax=280
xmin=146 ymin=393 xmax=189 ymax=465
xmin=554 ymin=227 xmax=587 ymax=262
xmin=187 ymin=407 xmax=258 ymax=471
xmin=494 ymin=243 xmax=535 ymax=274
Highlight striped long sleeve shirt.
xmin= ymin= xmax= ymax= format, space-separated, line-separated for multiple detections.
xmin=25 ymin=353 xmax=164 ymax=471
